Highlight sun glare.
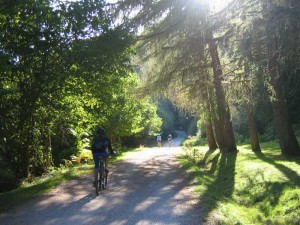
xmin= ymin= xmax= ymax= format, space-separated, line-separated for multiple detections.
xmin=201 ymin=0 xmax=234 ymax=12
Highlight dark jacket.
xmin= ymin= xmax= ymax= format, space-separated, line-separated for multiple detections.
xmin=92 ymin=135 xmax=113 ymax=154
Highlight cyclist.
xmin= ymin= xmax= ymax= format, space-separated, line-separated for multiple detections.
xmin=91 ymin=127 xmax=115 ymax=186
xmin=168 ymin=134 xmax=172 ymax=147
xmin=157 ymin=134 xmax=162 ymax=147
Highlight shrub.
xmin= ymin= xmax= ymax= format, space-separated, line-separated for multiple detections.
xmin=183 ymin=135 xmax=202 ymax=147
xmin=0 ymin=167 xmax=19 ymax=193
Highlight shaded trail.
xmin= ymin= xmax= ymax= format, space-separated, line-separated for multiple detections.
xmin=0 ymin=131 xmax=203 ymax=225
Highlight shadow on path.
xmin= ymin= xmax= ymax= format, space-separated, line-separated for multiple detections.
xmin=0 ymin=145 xmax=203 ymax=225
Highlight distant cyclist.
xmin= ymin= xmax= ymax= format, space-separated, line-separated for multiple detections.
xmin=168 ymin=134 xmax=172 ymax=147
xmin=157 ymin=134 xmax=162 ymax=147
xmin=91 ymin=127 xmax=115 ymax=186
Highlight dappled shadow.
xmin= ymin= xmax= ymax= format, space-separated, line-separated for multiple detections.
xmin=0 ymin=148 xmax=202 ymax=225
xmin=254 ymin=152 xmax=300 ymax=187
xmin=95 ymin=150 xmax=202 ymax=225
xmin=197 ymin=148 xmax=220 ymax=173
xmin=0 ymin=165 xmax=94 ymax=213
xmin=198 ymin=151 xmax=237 ymax=224
xmin=236 ymin=172 xmax=287 ymax=215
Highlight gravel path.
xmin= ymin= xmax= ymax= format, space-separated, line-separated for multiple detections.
xmin=0 ymin=131 xmax=203 ymax=225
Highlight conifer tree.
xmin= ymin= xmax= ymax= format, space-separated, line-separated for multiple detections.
xmin=115 ymin=0 xmax=237 ymax=152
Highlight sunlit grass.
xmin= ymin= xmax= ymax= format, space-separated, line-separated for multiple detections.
xmin=179 ymin=142 xmax=300 ymax=224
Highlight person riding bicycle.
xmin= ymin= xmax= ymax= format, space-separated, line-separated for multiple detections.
xmin=168 ymin=133 xmax=172 ymax=147
xmin=91 ymin=127 xmax=115 ymax=186
xmin=157 ymin=134 xmax=162 ymax=147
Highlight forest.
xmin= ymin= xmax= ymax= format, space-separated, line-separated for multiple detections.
xmin=0 ymin=0 xmax=300 ymax=193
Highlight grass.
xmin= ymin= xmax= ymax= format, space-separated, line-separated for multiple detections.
xmin=179 ymin=141 xmax=300 ymax=225
xmin=0 ymin=148 xmax=137 ymax=213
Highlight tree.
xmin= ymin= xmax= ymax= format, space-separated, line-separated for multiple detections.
xmin=0 ymin=0 xmax=78 ymax=178
xmin=205 ymin=0 xmax=300 ymax=156
xmin=232 ymin=0 xmax=300 ymax=156
xmin=263 ymin=0 xmax=300 ymax=156
xmin=114 ymin=0 xmax=237 ymax=152
xmin=0 ymin=0 xmax=149 ymax=180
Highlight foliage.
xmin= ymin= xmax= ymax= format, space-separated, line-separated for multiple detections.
xmin=155 ymin=98 xmax=198 ymax=141
xmin=182 ymin=135 xmax=202 ymax=148
xmin=115 ymin=0 xmax=239 ymax=152
xmin=156 ymin=98 xmax=176 ymax=136
xmin=0 ymin=0 xmax=162 ymax=187
xmin=185 ymin=116 xmax=198 ymax=136
xmin=0 ymin=160 xmax=19 ymax=192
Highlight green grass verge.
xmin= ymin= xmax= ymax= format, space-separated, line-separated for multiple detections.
xmin=179 ymin=142 xmax=300 ymax=225
xmin=0 ymin=148 xmax=137 ymax=213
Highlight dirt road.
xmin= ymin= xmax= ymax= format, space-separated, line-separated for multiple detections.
xmin=0 ymin=131 xmax=203 ymax=225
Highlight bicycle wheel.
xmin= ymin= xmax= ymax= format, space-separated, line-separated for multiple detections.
xmin=104 ymin=172 xmax=108 ymax=186
xmin=99 ymin=162 xmax=105 ymax=190
xmin=95 ymin=169 xmax=100 ymax=195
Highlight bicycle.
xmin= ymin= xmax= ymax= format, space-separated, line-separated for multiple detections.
xmin=168 ymin=138 xmax=172 ymax=148
xmin=95 ymin=156 xmax=108 ymax=195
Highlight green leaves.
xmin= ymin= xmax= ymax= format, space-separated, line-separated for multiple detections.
xmin=0 ymin=0 xmax=160 ymax=182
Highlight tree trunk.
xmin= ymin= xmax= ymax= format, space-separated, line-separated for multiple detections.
xmin=46 ymin=126 xmax=52 ymax=168
xmin=205 ymin=120 xmax=218 ymax=150
xmin=207 ymin=82 xmax=223 ymax=150
xmin=17 ymin=134 xmax=31 ymax=178
xmin=208 ymin=37 xmax=237 ymax=153
xmin=223 ymin=105 xmax=237 ymax=152
xmin=268 ymin=54 xmax=300 ymax=156
xmin=247 ymin=103 xmax=261 ymax=152
xmin=268 ymin=61 xmax=300 ymax=156
xmin=204 ymin=84 xmax=218 ymax=150
xmin=244 ymin=61 xmax=261 ymax=153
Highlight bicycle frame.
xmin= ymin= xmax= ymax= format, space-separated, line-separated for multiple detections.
xmin=95 ymin=156 xmax=108 ymax=195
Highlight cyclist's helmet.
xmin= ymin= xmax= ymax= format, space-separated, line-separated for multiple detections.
xmin=96 ymin=127 xmax=105 ymax=135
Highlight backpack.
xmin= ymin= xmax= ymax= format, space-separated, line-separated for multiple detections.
xmin=92 ymin=137 xmax=108 ymax=152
